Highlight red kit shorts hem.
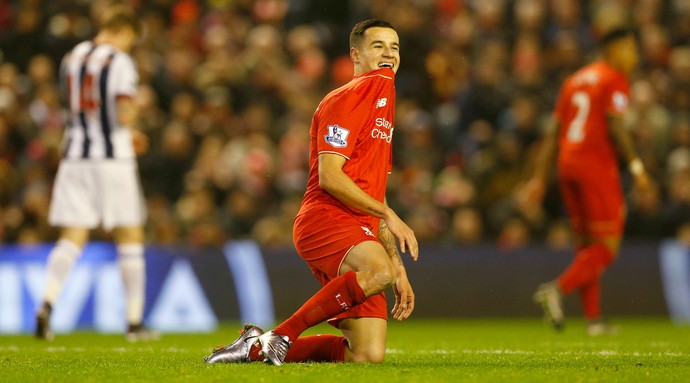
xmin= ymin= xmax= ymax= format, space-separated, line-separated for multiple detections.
xmin=293 ymin=209 xmax=388 ymax=327
xmin=558 ymin=161 xmax=625 ymax=238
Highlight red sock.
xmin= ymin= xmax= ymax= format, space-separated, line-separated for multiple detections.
xmin=284 ymin=335 xmax=348 ymax=362
xmin=274 ymin=270 xmax=366 ymax=342
xmin=558 ymin=243 xmax=614 ymax=295
xmin=249 ymin=342 xmax=262 ymax=361
xmin=579 ymin=279 xmax=601 ymax=319
xmin=248 ymin=335 xmax=347 ymax=363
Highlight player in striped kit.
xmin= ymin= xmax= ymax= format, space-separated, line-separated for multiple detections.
xmin=35 ymin=6 xmax=155 ymax=342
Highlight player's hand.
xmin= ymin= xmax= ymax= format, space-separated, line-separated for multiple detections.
xmin=132 ymin=129 xmax=149 ymax=155
xmin=392 ymin=270 xmax=415 ymax=321
xmin=633 ymin=171 xmax=658 ymax=207
xmin=383 ymin=208 xmax=418 ymax=261
xmin=633 ymin=171 xmax=653 ymax=194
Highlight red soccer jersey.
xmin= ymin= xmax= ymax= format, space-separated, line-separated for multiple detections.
xmin=296 ymin=68 xmax=396 ymax=236
xmin=554 ymin=61 xmax=631 ymax=168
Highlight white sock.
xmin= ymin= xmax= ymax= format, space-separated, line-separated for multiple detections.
xmin=118 ymin=243 xmax=146 ymax=325
xmin=43 ymin=239 xmax=82 ymax=305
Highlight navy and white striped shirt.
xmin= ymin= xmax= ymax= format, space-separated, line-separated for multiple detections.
xmin=60 ymin=41 xmax=138 ymax=160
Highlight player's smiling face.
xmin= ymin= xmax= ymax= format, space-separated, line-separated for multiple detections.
xmin=351 ymin=27 xmax=400 ymax=75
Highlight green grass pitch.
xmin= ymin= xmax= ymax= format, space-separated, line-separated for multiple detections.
xmin=2 ymin=318 xmax=689 ymax=382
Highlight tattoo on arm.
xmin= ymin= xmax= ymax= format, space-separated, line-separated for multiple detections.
xmin=367 ymin=206 xmax=385 ymax=218
xmin=391 ymin=250 xmax=403 ymax=267
xmin=378 ymin=220 xmax=403 ymax=266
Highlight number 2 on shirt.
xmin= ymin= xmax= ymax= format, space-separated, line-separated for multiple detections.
xmin=565 ymin=91 xmax=590 ymax=143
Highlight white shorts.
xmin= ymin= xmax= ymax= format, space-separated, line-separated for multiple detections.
xmin=48 ymin=160 xmax=147 ymax=231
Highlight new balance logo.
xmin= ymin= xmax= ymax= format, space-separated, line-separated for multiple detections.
xmin=375 ymin=98 xmax=387 ymax=108
xmin=361 ymin=226 xmax=375 ymax=237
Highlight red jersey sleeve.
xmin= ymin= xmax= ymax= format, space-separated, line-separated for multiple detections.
xmin=604 ymin=73 xmax=630 ymax=117
xmin=316 ymin=90 xmax=371 ymax=160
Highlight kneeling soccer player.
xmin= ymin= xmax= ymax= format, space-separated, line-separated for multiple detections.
xmin=205 ymin=19 xmax=418 ymax=365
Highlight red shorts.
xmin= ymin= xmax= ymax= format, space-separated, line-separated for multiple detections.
xmin=293 ymin=207 xmax=387 ymax=327
xmin=558 ymin=161 xmax=625 ymax=237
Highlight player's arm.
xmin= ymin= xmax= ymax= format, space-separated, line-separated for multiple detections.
xmin=378 ymin=214 xmax=404 ymax=267
xmin=318 ymin=153 xmax=418 ymax=260
xmin=115 ymin=55 xmax=147 ymax=156
xmin=607 ymin=114 xmax=651 ymax=190
xmin=523 ymin=115 xmax=560 ymax=206
xmin=378 ymin=215 xmax=415 ymax=320
xmin=116 ymin=95 xmax=147 ymax=155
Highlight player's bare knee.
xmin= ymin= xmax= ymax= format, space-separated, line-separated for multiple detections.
xmin=60 ymin=227 xmax=90 ymax=248
xmin=113 ymin=226 xmax=144 ymax=244
xmin=364 ymin=348 xmax=386 ymax=363
xmin=349 ymin=346 xmax=386 ymax=363
xmin=365 ymin=262 xmax=398 ymax=293
xmin=351 ymin=355 xmax=385 ymax=363
xmin=346 ymin=345 xmax=386 ymax=363
xmin=382 ymin=262 xmax=399 ymax=288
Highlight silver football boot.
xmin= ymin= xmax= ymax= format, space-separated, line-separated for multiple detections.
xmin=204 ymin=324 xmax=264 ymax=364
xmin=257 ymin=331 xmax=291 ymax=366
xmin=533 ymin=281 xmax=565 ymax=331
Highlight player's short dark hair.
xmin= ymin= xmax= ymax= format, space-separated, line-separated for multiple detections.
xmin=100 ymin=5 xmax=142 ymax=37
xmin=350 ymin=19 xmax=396 ymax=49
xmin=599 ymin=27 xmax=636 ymax=48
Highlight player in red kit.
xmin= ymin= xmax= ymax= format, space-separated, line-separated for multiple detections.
xmin=205 ymin=19 xmax=418 ymax=365
xmin=525 ymin=28 xmax=653 ymax=335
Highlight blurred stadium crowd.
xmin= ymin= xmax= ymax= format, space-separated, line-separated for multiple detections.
xmin=1 ymin=0 xmax=690 ymax=248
